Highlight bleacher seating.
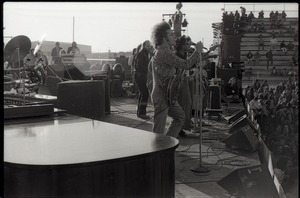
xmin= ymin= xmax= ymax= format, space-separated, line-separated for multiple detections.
xmin=240 ymin=17 xmax=298 ymax=88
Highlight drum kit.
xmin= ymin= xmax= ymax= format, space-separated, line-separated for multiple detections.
xmin=4 ymin=34 xmax=47 ymax=103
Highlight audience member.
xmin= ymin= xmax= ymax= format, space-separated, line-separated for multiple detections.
xmin=258 ymin=33 xmax=265 ymax=50
xmin=277 ymin=19 xmax=283 ymax=29
xmin=258 ymin=10 xmax=264 ymax=18
xmin=278 ymin=29 xmax=284 ymax=37
xmin=266 ymin=49 xmax=274 ymax=70
xmin=271 ymin=66 xmax=278 ymax=76
xmin=253 ymin=79 xmax=261 ymax=91
xmin=289 ymin=54 xmax=297 ymax=66
xmin=287 ymin=25 xmax=295 ymax=36
xmin=287 ymin=41 xmax=295 ymax=51
xmin=252 ymin=21 xmax=259 ymax=32
xmin=281 ymin=11 xmax=287 ymax=21
xmin=234 ymin=10 xmax=240 ymax=21
xmin=280 ymin=40 xmax=288 ymax=54
xmin=246 ymin=50 xmax=253 ymax=64
xmin=259 ymin=22 xmax=265 ymax=32
xmin=271 ymin=29 xmax=277 ymax=38
xmin=240 ymin=6 xmax=246 ymax=17
xmin=270 ymin=36 xmax=278 ymax=52
xmin=269 ymin=11 xmax=274 ymax=22
xmin=280 ymin=68 xmax=288 ymax=77
xmin=254 ymin=50 xmax=261 ymax=65
xmin=51 ymin=42 xmax=63 ymax=64
xmin=245 ymin=67 xmax=253 ymax=79
xmin=247 ymin=11 xmax=254 ymax=24
xmin=261 ymin=80 xmax=269 ymax=90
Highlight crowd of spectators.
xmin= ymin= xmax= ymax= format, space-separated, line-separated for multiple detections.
xmin=240 ymin=9 xmax=298 ymax=75
xmin=245 ymin=77 xmax=299 ymax=189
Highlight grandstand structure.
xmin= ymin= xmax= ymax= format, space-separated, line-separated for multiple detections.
xmin=241 ymin=17 xmax=298 ymax=88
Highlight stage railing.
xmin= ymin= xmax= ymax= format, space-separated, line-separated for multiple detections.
xmin=245 ymin=100 xmax=287 ymax=198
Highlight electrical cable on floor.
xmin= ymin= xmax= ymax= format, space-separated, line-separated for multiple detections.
xmin=177 ymin=140 xmax=252 ymax=171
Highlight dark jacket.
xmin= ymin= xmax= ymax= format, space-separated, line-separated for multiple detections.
xmin=266 ymin=50 xmax=273 ymax=59
xmin=135 ymin=48 xmax=150 ymax=74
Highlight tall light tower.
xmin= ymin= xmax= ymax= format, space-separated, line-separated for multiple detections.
xmin=162 ymin=2 xmax=188 ymax=38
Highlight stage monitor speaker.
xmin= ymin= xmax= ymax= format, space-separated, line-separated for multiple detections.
xmin=64 ymin=64 xmax=86 ymax=80
xmin=217 ymin=164 xmax=280 ymax=198
xmin=222 ymin=125 xmax=259 ymax=152
xmin=57 ymin=80 xmax=105 ymax=120
xmin=46 ymin=76 xmax=64 ymax=96
xmin=227 ymin=109 xmax=247 ymax=124
xmin=229 ymin=115 xmax=257 ymax=134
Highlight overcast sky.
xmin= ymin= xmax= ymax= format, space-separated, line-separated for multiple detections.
xmin=3 ymin=2 xmax=298 ymax=53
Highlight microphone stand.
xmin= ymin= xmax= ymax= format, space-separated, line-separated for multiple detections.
xmin=17 ymin=48 xmax=26 ymax=105
xmin=191 ymin=50 xmax=210 ymax=174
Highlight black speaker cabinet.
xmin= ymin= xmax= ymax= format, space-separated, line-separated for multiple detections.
xmin=217 ymin=164 xmax=280 ymax=198
xmin=46 ymin=76 xmax=64 ymax=96
xmin=63 ymin=64 xmax=86 ymax=80
xmin=210 ymin=62 xmax=216 ymax=79
xmin=226 ymin=109 xmax=247 ymax=124
xmin=222 ymin=125 xmax=259 ymax=152
xmin=229 ymin=115 xmax=257 ymax=134
xmin=85 ymin=74 xmax=111 ymax=114
xmin=208 ymin=85 xmax=221 ymax=110
xmin=221 ymin=35 xmax=241 ymax=65
xmin=57 ymin=80 xmax=105 ymax=120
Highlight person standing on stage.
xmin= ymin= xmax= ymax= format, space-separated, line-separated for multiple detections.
xmin=128 ymin=47 xmax=137 ymax=79
xmin=67 ymin=41 xmax=80 ymax=56
xmin=175 ymin=35 xmax=194 ymax=137
xmin=149 ymin=21 xmax=203 ymax=138
xmin=23 ymin=48 xmax=40 ymax=83
xmin=135 ymin=40 xmax=152 ymax=119
xmin=51 ymin=42 xmax=63 ymax=64
xmin=35 ymin=50 xmax=48 ymax=84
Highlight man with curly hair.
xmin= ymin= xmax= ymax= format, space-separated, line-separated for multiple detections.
xmin=149 ymin=21 xmax=203 ymax=137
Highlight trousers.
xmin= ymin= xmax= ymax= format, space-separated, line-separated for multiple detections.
xmin=177 ymin=77 xmax=193 ymax=129
xmin=135 ymin=72 xmax=149 ymax=116
xmin=152 ymin=89 xmax=185 ymax=138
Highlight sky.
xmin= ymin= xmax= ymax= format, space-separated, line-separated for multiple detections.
xmin=3 ymin=2 xmax=298 ymax=53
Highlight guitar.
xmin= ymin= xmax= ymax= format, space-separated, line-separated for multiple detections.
xmin=166 ymin=44 xmax=219 ymax=105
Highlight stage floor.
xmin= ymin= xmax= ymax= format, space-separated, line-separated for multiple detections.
xmin=4 ymin=95 xmax=298 ymax=198
xmin=103 ymin=97 xmax=299 ymax=198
